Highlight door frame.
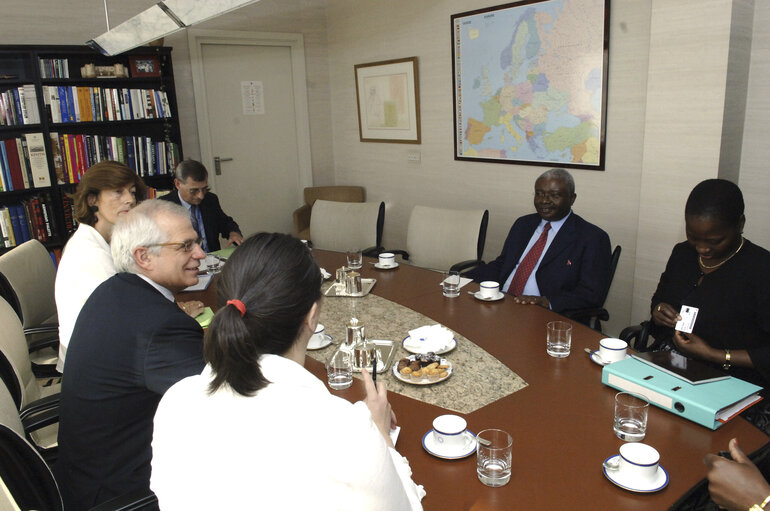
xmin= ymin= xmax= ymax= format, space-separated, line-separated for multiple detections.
xmin=187 ymin=29 xmax=313 ymax=202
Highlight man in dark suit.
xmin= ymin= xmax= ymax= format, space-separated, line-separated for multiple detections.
xmin=468 ymin=168 xmax=611 ymax=313
xmin=160 ymin=159 xmax=243 ymax=251
xmin=55 ymin=200 xmax=207 ymax=511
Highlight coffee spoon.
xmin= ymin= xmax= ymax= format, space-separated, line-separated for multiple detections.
xmin=584 ymin=347 xmax=604 ymax=363
xmin=602 ymin=457 xmax=620 ymax=471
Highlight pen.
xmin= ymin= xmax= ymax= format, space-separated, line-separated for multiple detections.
xmin=372 ymin=356 xmax=377 ymax=384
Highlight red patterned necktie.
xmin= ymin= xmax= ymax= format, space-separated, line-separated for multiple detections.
xmin=508 ymin=222 xmax=551 ymax=296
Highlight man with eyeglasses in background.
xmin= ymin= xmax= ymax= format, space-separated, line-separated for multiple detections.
xmin=161 ymin=158 xmax=243 ymax=252
xmin=467 ymin=168 xmax=612 ymax=313
xmin=55 ymin=199 xmax=206 ymax=511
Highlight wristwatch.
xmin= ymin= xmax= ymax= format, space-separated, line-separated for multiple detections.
xmin=723 ymin=349 xmax=731 ymax=371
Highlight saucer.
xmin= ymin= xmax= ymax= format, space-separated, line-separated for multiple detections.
xmin=402 ymin=336 xmax=457 ymax=355
xmin=472 ymin=290 xmax=504 ymax=302
xmin=602 ymin=455 xmax=669 ymax=493
xmin=374 ymin=262 xmax=399 ymax=270
xmin=589 ymin=351 xmax=631 ymax=366
xmin=422 ymin=429 xmax=476 ymax=459
xmin=307 ymin=334 xmax=333 ymax=350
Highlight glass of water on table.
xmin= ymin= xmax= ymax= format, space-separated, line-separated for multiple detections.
xmin=614 ymin=392 xmax=649 ymax=442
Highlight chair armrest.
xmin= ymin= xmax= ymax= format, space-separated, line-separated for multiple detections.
xmin=619 ymin=321 xmax=654 ymax=352
xmin=293 ymin=204 xmax=311 ymax=237
xmin=450 ymin=259 xmax=483 ymax=273
xmin=28 ymin=333 xmax=59 ymax=353
xmin=362 ymin=246 xmax=384 ymax=258
xmin=89 ymin=489 xmax=159 ymax=511
xmin=23 ymin=323 xmax=58 ymax=336
xmin=19 ymin=392 xmax=60 ymax=421
xmin=21 ymin=405 xmax=59 ymax=433
xmin=562 ymin=307 xmax=609 ymax=323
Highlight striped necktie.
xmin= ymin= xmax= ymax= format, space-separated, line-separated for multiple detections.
xmin=508 ymin=222 xmax=551 ymax=296
xmin=190 ymin=205 xmax=208 ymax=252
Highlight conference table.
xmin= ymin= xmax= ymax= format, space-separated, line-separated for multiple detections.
xmin=184 ymin=249 xmax=769 ymax=510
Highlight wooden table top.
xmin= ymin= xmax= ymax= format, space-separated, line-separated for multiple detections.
xmin=182 ymin=249 xmax=769 ymax=510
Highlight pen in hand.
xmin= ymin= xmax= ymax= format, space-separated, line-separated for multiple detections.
xmin=372 ymin=356 xmax=377 ymax=384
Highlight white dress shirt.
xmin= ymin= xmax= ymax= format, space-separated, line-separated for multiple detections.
xmin=151 ymin=354 xmax=425 ymax=510
xmin=503 ymin=211 xmax=571 ymax=296
xmin=54 ymin=223 xmax=116 ymax=372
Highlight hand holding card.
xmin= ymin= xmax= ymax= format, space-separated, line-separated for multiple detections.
xmin=675 ymin=305 xmax=699 ymax=334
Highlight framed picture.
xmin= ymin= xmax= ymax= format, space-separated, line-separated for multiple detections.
xmin=128 ymin=55 xmax=161 ymax=77
xmin=354 ymin=57 xmax=420 ymax=144
xmin=451 ymin=0 xmax=610 ymax=170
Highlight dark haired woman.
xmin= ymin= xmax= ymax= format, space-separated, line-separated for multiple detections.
xmin=651 ymin=179 xmax=770 ymax=392
xmin=150 ymin=233 xmax=425 ymax=510
xmin=55 ymin=160 xmax=146 ymax=372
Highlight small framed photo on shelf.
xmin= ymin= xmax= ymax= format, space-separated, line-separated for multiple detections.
xmin=129 ymin=56 xmax=161 ymax=78
xmin=354 ymin=57 xmax=420 ymax=144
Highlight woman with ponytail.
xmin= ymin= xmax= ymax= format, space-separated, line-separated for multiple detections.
xmin=150 ymin=233 xmax=425 ymax=510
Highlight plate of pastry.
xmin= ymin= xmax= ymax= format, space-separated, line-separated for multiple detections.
xmin=392 ymin=354 xmax=452 ymax=385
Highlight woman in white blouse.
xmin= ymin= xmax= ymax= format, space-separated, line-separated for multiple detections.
xmin=151 ymin=233 xmax=425 ymax=510
xmin=54 ymin=161 xmax=146 ymax=372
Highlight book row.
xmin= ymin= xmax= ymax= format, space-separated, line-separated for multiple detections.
xmin=0 ymin=195 xmax=61 ymax=248
xmin=43 ymin=86 xmax=172 ymax=124
xmin=49 ymin=133 xmax=181 ymax=184
xmin=38 ymin=58 xmax=70 ymax=79
xmin=0 ymin=85 xmax=41 ymax=126
xmin=0 ymin=134 xmax=51 ymax=192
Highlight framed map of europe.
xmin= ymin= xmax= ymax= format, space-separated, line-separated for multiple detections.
xmin=452 ymin=0 xmax=610 ymax=170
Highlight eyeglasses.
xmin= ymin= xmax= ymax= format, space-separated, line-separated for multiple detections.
xmin=147 ymin=238 xmax=203 ymax=253
xmin=534 ymin=191 xmax=566 ymax=201
xmin=185 ymin=186 xmax=210 ymax=196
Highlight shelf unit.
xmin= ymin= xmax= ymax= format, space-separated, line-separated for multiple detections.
xmin=0 ymin=45 xmax=182 ymax=253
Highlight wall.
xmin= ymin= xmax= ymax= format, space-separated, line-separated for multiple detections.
xmin=326 ymin=0 xmax=652 ymax=334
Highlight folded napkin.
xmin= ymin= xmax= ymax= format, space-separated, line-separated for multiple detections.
xmin=195 ymin=307 xmax=214 ymax=328
xmin=404 ymin=324 xmax=454 ymax=353
xmin=320 ymin=267 xmax=331 ymax=280
xmin=438 ymin=276 xmax=473 ymax=289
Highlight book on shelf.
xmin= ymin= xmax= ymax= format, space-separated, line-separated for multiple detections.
xmin=38 ymin=58 xmax=70 ymax=79
xmin=0 ymin=207 xmax=14 ymax=248
xmin=24 ymin=133 xmax=52 ymax=188
xmin=42 ymin=86 xmax=172 ymax=124
xmin=0 ymin=85 xmax=40 ymax=126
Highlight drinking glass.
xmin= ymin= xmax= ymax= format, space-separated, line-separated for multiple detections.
xmin=346 ymin=249 xmax=363 ymax=270
xmin=546 ymin=321 xmax=572 ymax=358
xmin=477 ymin=429 xmax=513 ymax=487
xmin=326 ymin=350 xmax=353 ymax=390
xmin=614 ymin=392 xmax=649 ymax=442
xmin=442 ymin=271 xmax=461 ymax=298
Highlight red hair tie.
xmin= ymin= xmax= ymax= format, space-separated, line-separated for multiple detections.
xmin=226 ymin=299 xmax=246 ymax=317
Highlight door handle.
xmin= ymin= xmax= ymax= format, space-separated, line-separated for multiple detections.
xmin=213 ymin=156 xmax=233 ymax=175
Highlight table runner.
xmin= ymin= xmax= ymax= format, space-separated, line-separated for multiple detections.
xmin=308 ymin=291 xmax=527 ymax=414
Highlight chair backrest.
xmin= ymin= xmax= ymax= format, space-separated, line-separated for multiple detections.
xmin=0 ymin=382 xmax=24 ymax=439
xmin=599 ymin=245 xmax=622 ymax=306
xmin=303 ymin=186 xmax=365 ymax=207
xmin=309 ymin=200 xmax=384 ymax=252
xmin=0 ymin=240 xmax=58 ymax=329
xmin=0 ymin=298 xmax=42 ymax=410
xmin=0 ymin=423 xmax=62 ymax=511
xmin=405 ymin=206 xmax=489 ymax=271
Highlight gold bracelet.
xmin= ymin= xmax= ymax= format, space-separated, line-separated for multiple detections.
xmin=723 ymin=349 xmax=731 ymax=371
xmin=761 ymin=494 xmax=770 ymax=508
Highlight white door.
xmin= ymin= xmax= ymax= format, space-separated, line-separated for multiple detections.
xmin=189 ymin=30 xmax=313 ymax=237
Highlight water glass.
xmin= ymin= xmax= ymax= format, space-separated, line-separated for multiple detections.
xmin=546 ymin=321 xmax=572 ymax=358
xmin=346 ymin=249 xmax=363 ymax=270
xmin=326 ymin=350 xmax=353 ymax=390
xmin=442 ymin=270 xmax=461 ymax=298
xmin=477 ymin=429 xmax=512 ymax=487
xmin=614 ymin=392 xmax=649 ymax=442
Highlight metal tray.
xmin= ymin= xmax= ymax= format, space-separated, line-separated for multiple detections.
xmin=332 ymin=339 xmax=395 ymax=373
xmin=323 ymin=278 xmax=376 ymax=297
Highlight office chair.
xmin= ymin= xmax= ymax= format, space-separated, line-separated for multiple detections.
xmin=292 ymin=186 xmax=365 ymax=240
xmin=386 ymin=206 xmax=489 ymax=272
xmin=562 ymin=245 xmax=622 ymax=332
xmin=309 ymin=200 xmax=385 ymax=256
xmin=0 ymin=239 xmax=60 ymax=373
xmin=0 ymin=297 xmax=60 ymax=454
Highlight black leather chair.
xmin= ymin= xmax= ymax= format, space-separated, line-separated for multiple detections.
xmin=563 ymin=245 xmax=622 ymax=332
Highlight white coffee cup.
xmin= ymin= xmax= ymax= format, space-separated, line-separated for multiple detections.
xmin=432 ymin=414 xmax=471 ymax=450
xmin=599 ymin=337 xmax=628 ymax=363
xmin=615 ymin=442 xmax=660 ymax=484
xmin=378 ymin=252 xmax=395 ymax=267
xmin=479 ymin=281 xmax=500 ymax=299
xmin=309 ymin=323 xmax=330 ymax=348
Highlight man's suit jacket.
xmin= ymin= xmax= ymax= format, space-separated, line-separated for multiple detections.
xmin=468 ymin=212 xmax=612 ymax=313
xmin=161 ymin=190 xmax=241 ymax=251
xmin=54 ymin=273 xmax=205 ymax=511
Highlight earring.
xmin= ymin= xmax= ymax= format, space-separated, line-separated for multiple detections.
xmin=90 ymin=205 xmax=99 ymax=213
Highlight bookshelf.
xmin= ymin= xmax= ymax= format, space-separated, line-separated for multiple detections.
xmin=0 ymin=45 xmax=182 ymax=252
